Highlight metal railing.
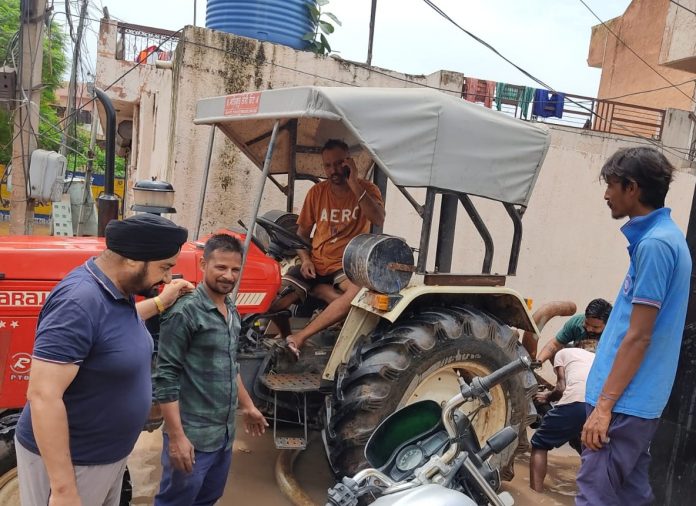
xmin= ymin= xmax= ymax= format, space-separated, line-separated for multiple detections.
xmin=460 ymin=84 xmax=666 ymax=140
xmin=116 ymin=22 xmax=179 ymax=64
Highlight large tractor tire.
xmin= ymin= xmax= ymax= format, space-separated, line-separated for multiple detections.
xmin=325 ymin=305 xmax=536 ymax=480
xmin=0 ymin=428 xmax=19 ymax=505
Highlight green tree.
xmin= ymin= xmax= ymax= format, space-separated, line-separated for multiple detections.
xmin=0 ymin=0 xmax=68 ymax=165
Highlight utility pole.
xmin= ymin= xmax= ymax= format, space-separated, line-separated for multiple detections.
xmin=10 ymin=0 xmax=48 ymax=235
xmin=60 ymin=0 xmax=89 ymax=158
xmin=366 ymin=0 xmax=377 ymax=65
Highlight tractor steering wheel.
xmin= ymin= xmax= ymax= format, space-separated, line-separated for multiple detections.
xmin=255 ymin=216 xmax=311 ymax=251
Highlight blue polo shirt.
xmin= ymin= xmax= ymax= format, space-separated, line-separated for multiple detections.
xmin=16 ymin=258 xmax=154 ymax=465
xmin=586 ymin=208 xmax=691 ymax=419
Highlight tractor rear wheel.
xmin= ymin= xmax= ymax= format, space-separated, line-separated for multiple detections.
xmin=325 ymin=305 xmax=536 ymax=480
xmin=0 ymin=437 xmax=19 ymax=506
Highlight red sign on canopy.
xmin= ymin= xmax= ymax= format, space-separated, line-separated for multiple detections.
xmin=224 ymin=92 xmax=261 ymax=116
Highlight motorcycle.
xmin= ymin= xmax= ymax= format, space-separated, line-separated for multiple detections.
xmin=326 ymin=356 xmax=532 ymax=506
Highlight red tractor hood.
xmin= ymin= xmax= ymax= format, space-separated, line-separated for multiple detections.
xmin=0 ymin=230 xmax=280 ymax=314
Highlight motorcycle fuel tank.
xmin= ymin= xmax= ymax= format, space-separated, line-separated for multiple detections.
xmin=370 ymin=484 xmax=478 ymax=506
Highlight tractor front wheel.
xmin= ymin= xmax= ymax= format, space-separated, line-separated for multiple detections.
xmin=325 ymin=305 xmax=536 ymax=480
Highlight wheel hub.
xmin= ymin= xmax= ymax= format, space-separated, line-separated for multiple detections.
xmin=404 ymin=360 xmax=508 ymax=444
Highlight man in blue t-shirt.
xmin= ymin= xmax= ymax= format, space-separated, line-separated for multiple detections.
xmin=536 ymin=298 xmax=612 ymax=365
xmin=576 ymin=147 xmax=691 ymax=505
xmin=15 ymin=215 xmax=190 ymax=506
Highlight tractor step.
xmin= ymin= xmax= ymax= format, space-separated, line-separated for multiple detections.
xmin=261 ymin=372 xmax=321 ymax=393
xmin=274 ymin=436 xmax=307 ymax=450
xmin=264 ymin=373 xmax=319 ymax=451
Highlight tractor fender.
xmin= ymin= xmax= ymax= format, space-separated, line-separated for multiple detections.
xmin=354 ymin=284 xmax=538 ymax=332
xmin=322 ymin=284 xmax=539 ymax=382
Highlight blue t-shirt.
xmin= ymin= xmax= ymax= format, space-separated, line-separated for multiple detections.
xmin=586 ymin=208 xmax=691 ymax=419
xmin=16 ymin=258 xmax=154 ymax=465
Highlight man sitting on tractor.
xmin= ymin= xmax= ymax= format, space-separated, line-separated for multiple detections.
xmin=269 ymin=139 xmax=385 ymax=358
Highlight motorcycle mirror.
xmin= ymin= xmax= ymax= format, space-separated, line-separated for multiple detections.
xmin=476 ymin=426 xmax=518 ymax=462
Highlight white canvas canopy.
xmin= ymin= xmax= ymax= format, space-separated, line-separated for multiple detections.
xmin=194 ymin=86 xmax=550 ymax=207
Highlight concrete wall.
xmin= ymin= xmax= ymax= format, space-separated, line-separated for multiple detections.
xmin=660 ymin=0 xmax=696 ymax=73
xmin=96 ymin=22 xmax=696 ymax=354
xmin=587 ymin=0 xmax=696 ymax=111
xmin=163 ymin=26 xmax=463 ymax=236
xmin=96 ymin=19 xmax=176 ymax=206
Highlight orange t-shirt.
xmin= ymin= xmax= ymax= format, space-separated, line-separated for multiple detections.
xmin=297 ymin=180 xmax=383 ymax=275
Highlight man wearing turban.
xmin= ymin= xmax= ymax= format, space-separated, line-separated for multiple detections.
xmin=15 ymin=214 xmax=190 ymax=506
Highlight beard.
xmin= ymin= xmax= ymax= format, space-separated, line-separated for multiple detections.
xmin=207 ymin=277 xmax=235 ymax=295
xmin=126 ymin=262 xmax=160 ymax=297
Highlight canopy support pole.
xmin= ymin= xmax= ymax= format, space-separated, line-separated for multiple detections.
xmin=460 ymin=194 xmax=494 ymax=274
xmin=287 ymin=119 xmax=297 ymax=213
xmin=503 ymin=203 xmax=523 ymax=276
xmin=232 ymin=120 xmax=281 ymax=303
xmin=435 ymin=194 xmax=457 ymax=273
xmin=194 ymin=126 xmax=216 ymax=240
xmin=416 ymin=188 xmax=436 ymax=274
xmin=371 ymin=163 xmax=387 ymax=234
xmin=395 ymin=186 xmax=424 ymax=217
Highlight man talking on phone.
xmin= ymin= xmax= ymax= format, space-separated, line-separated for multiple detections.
xmin=269 ymin=139 xmax=385 ymax=358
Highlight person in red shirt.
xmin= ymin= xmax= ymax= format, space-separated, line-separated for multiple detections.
xmin=270 ymin=139 xmax=385 ymax=358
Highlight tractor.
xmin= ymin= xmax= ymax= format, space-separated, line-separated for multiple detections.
xmin=0 ymin=85 xmax=550 ymax=502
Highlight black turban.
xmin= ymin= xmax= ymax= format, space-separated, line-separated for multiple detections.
xmin=105 ymin=214 xmax=189 ymax=261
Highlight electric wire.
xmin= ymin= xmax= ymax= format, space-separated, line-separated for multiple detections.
xmin=11 ymin=2 xmax=696 ymax=172
xmin=670 ymin=0 xmax=696 ymax=17
xmin=421 ymin=0 xmax=691 ymax=160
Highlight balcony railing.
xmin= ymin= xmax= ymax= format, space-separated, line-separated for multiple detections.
xmin=461 ymin=83 xmax=666 ymax=140
xmin=116 ymin=22 xmax=180 ymax=64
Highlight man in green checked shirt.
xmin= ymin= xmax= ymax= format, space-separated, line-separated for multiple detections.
xmin=153 ymin=234 xmax=268 ymax=505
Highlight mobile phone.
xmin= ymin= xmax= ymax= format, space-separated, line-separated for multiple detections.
xmin=343 ymin=165 xmax=350 ymax=177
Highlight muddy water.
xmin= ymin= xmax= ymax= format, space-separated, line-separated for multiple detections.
xmin=128 ymin=421 xmax=578 ymax=505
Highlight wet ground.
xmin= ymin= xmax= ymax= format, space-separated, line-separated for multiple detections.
xmin=128 ymin=421 xmax=578 ymax=505
xmin=3 ymin=220 xmax=579 ymax=505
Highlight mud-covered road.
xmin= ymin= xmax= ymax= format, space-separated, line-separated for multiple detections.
xmin=128 ymin=421 xmax=577 ymax=505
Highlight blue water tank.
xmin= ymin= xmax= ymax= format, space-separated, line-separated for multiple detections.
xmin=206 ymin=0 xmax=316 ymax=50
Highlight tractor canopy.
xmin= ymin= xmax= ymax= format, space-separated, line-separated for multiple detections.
xmin=194 ymin=86 xmax=550 ymax=207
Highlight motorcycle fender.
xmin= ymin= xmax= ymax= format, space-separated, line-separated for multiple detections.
xmin=370 ymin=484 xmax=478 ymax=506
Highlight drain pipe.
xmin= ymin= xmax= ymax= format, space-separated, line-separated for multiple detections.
xmin=275 ymin=450 xmax=317 ymax=506
xmin=94 ymin=88 xmax=119 ymax=236
xmin=521 ymin=300 xmax=577 ymax=360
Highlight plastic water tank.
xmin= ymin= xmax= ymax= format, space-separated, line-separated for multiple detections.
xmin=206 ymin=0 xmax=316 ymax=50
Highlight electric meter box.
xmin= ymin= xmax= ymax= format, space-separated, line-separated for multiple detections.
xmin=28 ymin=150 xmax=67 ymax=202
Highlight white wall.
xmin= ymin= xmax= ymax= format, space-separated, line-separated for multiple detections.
xmin=96 ymin=23 xmax=696 ymax=359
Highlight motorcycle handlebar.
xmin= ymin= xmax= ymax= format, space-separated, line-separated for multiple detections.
xmin=475 ymin=356 xmax=531 ymax=394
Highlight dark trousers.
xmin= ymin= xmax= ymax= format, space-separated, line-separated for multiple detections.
xmin=576 ymin=406 xmax=659 ymax=506
xmin=155 ymin=433 xmax=232 ymax=506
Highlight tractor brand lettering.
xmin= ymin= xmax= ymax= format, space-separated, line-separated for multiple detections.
xmin=457 ymin=353 xmax=482 ymax=360
xmin=10 ymin=352 xmax=32 ymax=380
xmin=0 ymin=290 xmax=49 ymax=307
xmin=224 ymin=92 xmax=261 ymax=116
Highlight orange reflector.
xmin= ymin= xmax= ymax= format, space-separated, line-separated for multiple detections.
xmin=525 ymin=298 xmax=533 ymax=311
xmin=371 ymin=293 xmax=391 ymax=311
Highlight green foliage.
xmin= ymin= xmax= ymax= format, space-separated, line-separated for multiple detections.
xmin=62 ymin=127 xmax=124 ymax=178
xmin=303 ymin=0 xmax=341 ymax=55
xmin=0 ymin=0 xmax=68 ymax=165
